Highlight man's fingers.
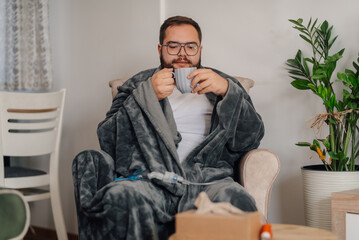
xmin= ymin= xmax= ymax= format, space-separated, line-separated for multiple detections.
xmin=163 ymin=77 xmax=175 ymax=85
xmin=152 ymin=78 xmax=174 ymax=89
xmin=187 ymin=68 xmax=208 ymax=79
xmin=158 ymin=85 xmax=175 ymax=97
xmin=190 ymin=72 xmax=211 ymax=88
xmin=192 ymin=80 xmax=211 ymax=94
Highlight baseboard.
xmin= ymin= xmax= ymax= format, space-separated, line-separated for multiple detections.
xmin=25 ymin=225 xmax=78 ymax=240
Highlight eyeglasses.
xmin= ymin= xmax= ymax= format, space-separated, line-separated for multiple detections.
xmin=161 ymin=42 xmax=200 ymax=56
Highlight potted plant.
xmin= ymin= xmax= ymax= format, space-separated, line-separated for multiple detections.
xmin=286 ymin=18 xmax=359 ymax=230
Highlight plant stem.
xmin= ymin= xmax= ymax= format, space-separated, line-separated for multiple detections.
xmin=350 ymin=118 xmax=357 ymax=171
xmin=344 ymin=119 xmax=351 ymax=161
xmin=330 ymin=122 xmax=337 ymax=170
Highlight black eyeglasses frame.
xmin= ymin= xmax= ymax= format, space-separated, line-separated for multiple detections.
xmin=161 ymin=42 xmax=200 ymax=56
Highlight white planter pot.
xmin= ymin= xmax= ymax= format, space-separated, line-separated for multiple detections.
xmin=302 ymin=165 xmax=359 ymax=231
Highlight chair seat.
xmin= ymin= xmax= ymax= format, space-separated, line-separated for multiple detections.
xmin=5 ymin=167 xmax=47 ymax=178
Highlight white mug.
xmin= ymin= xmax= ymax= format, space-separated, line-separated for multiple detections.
xmin=173 ymin=67 xmax=197 ymax=94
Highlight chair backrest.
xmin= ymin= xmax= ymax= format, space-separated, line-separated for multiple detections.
xmin=0 ymin=89 xmax=66 ymax=157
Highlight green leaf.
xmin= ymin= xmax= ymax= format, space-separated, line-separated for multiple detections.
xmin=337 ymin=72 xmax=348 ymax=81
xmin=349 ymin=75 xmax=358 ymax=88
xmin=288 ymin=70 xmax=307 ymax=77
xmin=337 ymin=152 xmax=346 ymax=161
xmin=310 ymin=18 xmax=318 ymax=32
xmin=312 ymin=74 xmax=325 ymax=80
xmin=353 ymin=61 xmax=359 ymax=72
xmin=300 ymin=34 xmax=312 ymax=44
xmin=287 ymin=59 xmax=298 ymax=65
xmin=327 ymin=26 xmax=333 ymax=41
xmin=322 ymin=139 xmax=331 ymax=149
xmin=303 ymin=59 xmax=311 ymax=76
xmin=328 ymin=118 xmax=337 ymax=125
xmin=295 ymin=50 xmax=302 ymax=61
xmin=345 ymin=70 xmax=355 ymax=78
xmin=326 ymin=64 xmax=335 ymax=81
xmin=336 ymin=48 xmax=345 ymax=58
xmin=308 ymin=83 xmax=317 ymax=91
xmin=294 ymin=27 xmax=309 ymax=35
xmin=323 ymin=87 xmax=328 ymax=100
xmin=313 ymin=139 xmax=321 ymax=148
xmin=296 ymin=142 xmax=311 ymax=147
xmin=327 ymin=87 xmax=332 ymax=97
xmin=289 ymin=19 xmax=303 ymax=26
xmin=291 ymin=79 xmax=311 ymax=90
xmin=286 ymin=61 xmax=298 ymax=67
xmin=327 ymin=49 xmax=345 ymax=62
xmin=320 ymin=20 xmax=329 ymax=33
xmin=307 ymin=18 xmax=312 ymax=29
xmin=336 ymin=100 xmax=344 ymax=111
xmin=330 ymin=95 xmax=336 ymax=111
xmin=328 ymin=35 xmax=338 ymax=50
xmin=305 ymin=57 xmax=315 ymax=64
xmin=328 ymin=151 xmax=338 ymax=160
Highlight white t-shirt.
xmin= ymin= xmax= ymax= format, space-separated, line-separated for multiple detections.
xmin=168 ymin=87 xmax=214 ymax=162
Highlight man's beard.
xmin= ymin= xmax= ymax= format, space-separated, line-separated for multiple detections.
xmin=160 ymin=53 xmax=201 ymax=69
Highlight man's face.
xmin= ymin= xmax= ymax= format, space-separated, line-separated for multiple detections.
xmin=158 ymin=24 xmax=202 ymax=69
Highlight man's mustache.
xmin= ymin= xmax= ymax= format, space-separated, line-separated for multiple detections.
xmin=173 ymin=57 xmax=191 ymax=64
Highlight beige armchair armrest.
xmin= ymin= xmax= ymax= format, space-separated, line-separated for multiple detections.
xmin=239 ymin=149 xmax=280 ymax=219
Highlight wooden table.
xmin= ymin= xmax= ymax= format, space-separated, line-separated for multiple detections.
xmin=272 ymin=224 xmax=338 ymax=240
xmin=169 ymin=223 xmax=338 ymax=240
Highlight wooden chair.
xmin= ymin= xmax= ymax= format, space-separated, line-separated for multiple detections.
xmin=0 ymin=89 xmax=68 ymax=240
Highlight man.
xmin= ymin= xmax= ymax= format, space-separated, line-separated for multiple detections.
xmin=73 ymin=16 xmax=264 ymax=240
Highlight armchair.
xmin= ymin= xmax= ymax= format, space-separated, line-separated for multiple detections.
xmin=109 ymin=76 xmax=280 ymax=220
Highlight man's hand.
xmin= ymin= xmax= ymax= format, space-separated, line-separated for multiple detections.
xmin=188 ymin=69 xmax=229 ymax=97
xmin=150 ymin=68 xmax=175 ymax=100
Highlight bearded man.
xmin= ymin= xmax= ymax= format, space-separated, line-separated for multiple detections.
xmin=73 ymin=16 xmax=264 ymax=240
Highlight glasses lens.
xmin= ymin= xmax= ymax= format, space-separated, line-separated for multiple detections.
xmin=185 ymin=43 xmax=198 ymax=56
xmin=167 ymin=43 xmax=181 ymax=55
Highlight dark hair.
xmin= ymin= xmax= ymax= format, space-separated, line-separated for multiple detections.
xmin=159 ymin=16 xmax=202 ymax=44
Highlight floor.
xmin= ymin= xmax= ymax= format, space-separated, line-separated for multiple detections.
xmin=25 ymin=226 xmax=78 ymax=240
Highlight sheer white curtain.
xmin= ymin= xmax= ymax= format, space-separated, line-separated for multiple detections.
xmin=0 ymin=0 xmax=52 ymax=91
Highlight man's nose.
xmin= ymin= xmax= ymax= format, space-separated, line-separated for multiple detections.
xmin=178 ymin=45 xmax=187 ymax=56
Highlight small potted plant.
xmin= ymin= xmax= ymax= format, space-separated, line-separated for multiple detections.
xmin=286 ymin=17 xmax=359 ymax=230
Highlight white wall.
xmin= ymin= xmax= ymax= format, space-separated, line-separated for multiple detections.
xmin=34 ymin=0 xmax=359 ymax=234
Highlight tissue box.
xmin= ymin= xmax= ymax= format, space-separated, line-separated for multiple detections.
xmin=171 ymin=210 xmax=262 ymax=240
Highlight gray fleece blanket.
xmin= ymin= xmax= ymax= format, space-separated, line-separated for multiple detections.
xmin=72 ymin=67 xmax=264 ymax=240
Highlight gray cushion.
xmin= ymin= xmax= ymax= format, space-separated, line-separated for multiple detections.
xmin=5 ymin=167 xmax=46 ymax=178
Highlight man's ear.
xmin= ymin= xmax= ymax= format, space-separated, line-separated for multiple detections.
xmin=158 ymin=44 xmax=162 ymax=57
